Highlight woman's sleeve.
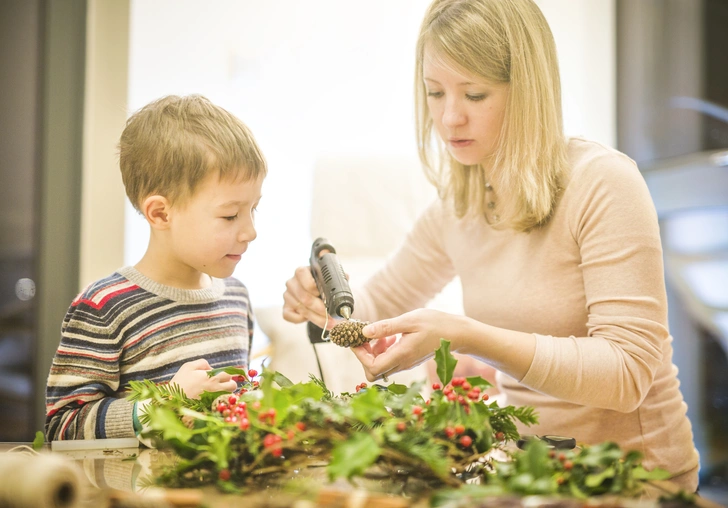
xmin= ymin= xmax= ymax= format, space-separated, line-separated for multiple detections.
xmin=519 ymin=153 xmax=668 ymax=413
xmin=353 ymin=200 xmax=458 ymax=322
xmin=45 ymin=297 xmax=134 ymax=440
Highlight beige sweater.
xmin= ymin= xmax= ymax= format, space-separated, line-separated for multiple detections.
xmin=354 ymin=138 xmax=699 ymax=490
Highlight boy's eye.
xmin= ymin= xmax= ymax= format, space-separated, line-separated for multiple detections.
xmin=466 ymin=94 xmax=486 ymax=102
xmin=223 ymin=214 xmax=238 ymax=221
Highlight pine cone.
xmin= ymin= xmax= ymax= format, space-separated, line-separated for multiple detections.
xmin=329 ymin=320 xmax=371 ymax=348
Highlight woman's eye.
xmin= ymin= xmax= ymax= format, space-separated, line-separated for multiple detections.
xmin=466 ymin=94 xmax=486 ymax=102
xmin=223 ymin=214 xmax=238 ymax=221
xmin=427 ymin=91 xmax=443 ymax=98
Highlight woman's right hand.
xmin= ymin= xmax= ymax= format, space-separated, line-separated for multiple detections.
xmin=282 ymin=266 xmax=336 ymax=329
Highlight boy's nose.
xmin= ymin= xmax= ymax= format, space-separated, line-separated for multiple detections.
xmin=238 ymin=219 xmax=257 ymax=243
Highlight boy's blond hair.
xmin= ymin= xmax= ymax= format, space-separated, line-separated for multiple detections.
xmin=119 ymin=94 xmax=267 ymax=211
xmin=415 ymin=0 xmax=569 ymax=231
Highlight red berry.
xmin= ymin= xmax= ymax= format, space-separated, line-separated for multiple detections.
xmin=472 ymin=386 xmax=481 ymax=393
xmin=239 ymin=418 xmax=250 ymax=430
xmin=263 ymin=434 xmax=277 ymax=448
xmin=460 ymin=435 xmax=473 ymax=448
xmin=216 ymin=403 xmax=227 ymax=413
xmin=432 ymin=383 xmax=441 ymax=390
xmin=295 ymin=422 xmax=306 ymax=432
xmin=462 ymin=382 xmax=471 ymax=391
xmin=446 ymin=392 xmax=457 ymax=402
xmin=481 ymin=393 xmax=489 ymax=401
xmin=558 ymin=453 xmax=566 ymax=462
xmin=452 ymin=377 xmax=465 ymax=387
xmin=287 ymin=429 xmax=295 ymax=440
xmin=564 ymin=460 xmax=573 ymax=470
xmin=360 ymin=382 xmax=367 ymax=389
xmin=355 ymin=386 xmax=361 ymax=393
xmin=396 ymin=422 xmax=407 ymax=432
xmin=454 ymin=424 xmax=465 ymax=435
xmin=237 ymin=401 xmax=247 ymax=409
xmin=248 ymin=369 xmax=258 ymax=378
xmin=495 ymin=431 xmax=505 ymax=441
xmin=271 ymin=447 xmax=283 ymax=457
xmin=412 ymin=406 xmax=423 ymax=416
xmin=443 ymin=386 xmax=453 ymax=395
xmin=548 ymin=450 xmax=556 ymax=458
xmin=218 ymin=469 xmax=231 ymax=481
xmin=252 ymin=380 xmax=260 ymax=388
xmin=252 ymin=401 xmax=261 ymax=410
xmin=228 ymin=395 xmax=238 ymax=405
xmin=444 ymin=427 xmax=456 ymax=438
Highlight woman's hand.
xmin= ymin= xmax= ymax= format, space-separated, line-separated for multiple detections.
xmin=282 ymin=266 xmax=336 ymax=329
xmin=351 ymin=308 xmax=469 ymax=382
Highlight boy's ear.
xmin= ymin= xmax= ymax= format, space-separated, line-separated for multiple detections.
xmin=141 ymin=195 xmax=172 ymax=230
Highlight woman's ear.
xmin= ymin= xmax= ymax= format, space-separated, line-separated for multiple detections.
xmin=141 ymin=195 xmax=172 ymax=230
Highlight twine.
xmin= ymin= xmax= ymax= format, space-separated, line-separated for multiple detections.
xmin=0 ymin=446 xmax=84 ymax=508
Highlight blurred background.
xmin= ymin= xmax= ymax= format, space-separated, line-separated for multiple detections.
xmin=0 ymin=0 xmax=726 ymax=501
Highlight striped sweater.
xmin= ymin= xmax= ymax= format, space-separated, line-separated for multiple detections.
xmin=45 ymin=266 xmax=254 ymax=441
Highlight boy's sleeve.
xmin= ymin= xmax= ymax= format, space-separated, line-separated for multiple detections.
xmin=247 ymin=300 xmax=255 ymax=364
xmin=45 ymin=292 xmax=135 ymax=440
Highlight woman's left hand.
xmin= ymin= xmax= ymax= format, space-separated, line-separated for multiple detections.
xmin=351 ymin=308 xmax=467 ymax=382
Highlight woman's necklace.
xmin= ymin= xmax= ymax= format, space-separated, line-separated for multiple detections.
xmin=484 ymin=181 xmax=500 ymax=224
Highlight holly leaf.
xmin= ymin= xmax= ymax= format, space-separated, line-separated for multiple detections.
xmin=350 ymin=386 xmax=389 ymax=425
xmin=208 ymin=366 xmax=247 ymax=379
xmin=263 ymin=371 xmax=294 ymax=388
xmin=201 ymin=390 xmax=231 ymax=409
xmin=434 ymin=339 xmax=457 ymax=386
xmin=328 ymin=432 xmax=381 ymax=480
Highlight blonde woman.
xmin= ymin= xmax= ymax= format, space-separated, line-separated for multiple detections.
xmin=282 ymin=0 xmax=699 ymax=490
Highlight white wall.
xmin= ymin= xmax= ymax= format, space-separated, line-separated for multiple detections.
xmin=125 ymin=0 xmax=616 ymax=309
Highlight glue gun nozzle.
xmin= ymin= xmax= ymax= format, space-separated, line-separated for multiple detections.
xmin=339 ymin=306 xmax=352 ymax=320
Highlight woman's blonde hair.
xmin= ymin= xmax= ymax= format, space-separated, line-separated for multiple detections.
xmin=119 ymin=94 xmax=267 ymax=211
xmin=415 ymin=0 xmax=569 ymax=231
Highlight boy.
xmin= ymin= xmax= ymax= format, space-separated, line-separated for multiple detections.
xmin=46 ymin=94 xmax=266 ymax=440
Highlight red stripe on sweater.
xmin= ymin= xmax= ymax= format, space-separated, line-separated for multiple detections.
xmin=73 ymin=284 xmax=138 ymax=310
xmin=123 ymin=310 xmax=245 ymax=349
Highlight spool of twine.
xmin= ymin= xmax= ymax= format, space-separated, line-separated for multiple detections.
xmin=0 ymin=450 xmax=83 ymax=508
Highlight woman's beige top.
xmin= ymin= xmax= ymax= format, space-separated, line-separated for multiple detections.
xmin=354 ymin=137 xmax=699 ymax=490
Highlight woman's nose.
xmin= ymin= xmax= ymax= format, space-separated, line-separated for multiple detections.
xmin=442 ymin=99 xmax=466 ymax=128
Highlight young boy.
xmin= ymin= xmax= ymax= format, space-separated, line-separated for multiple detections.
xmin=45 ymin=94 xmax=266 ymax=440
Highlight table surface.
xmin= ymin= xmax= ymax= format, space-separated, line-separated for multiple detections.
xmin=0 ymin=441 xmax=722 ymax=508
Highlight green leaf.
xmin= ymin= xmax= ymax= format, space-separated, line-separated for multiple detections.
xmin=208 ymin=366 xmax=247 ymax=379
xmin=32 ymin=430 xmax=44 ymax=451
xmin=632 ymin=466 xmax=671 ymax=481
xmin=328 ymin=433 xmax=381 ymax=480
xmin=349 ymin=386 xmax=389 ymax=425
xmin=145 ymin=405 xmax=194 ymax=442
xmin=201 ymin=390 xmax=232 ymax=409
xmin=434 ymin=339 xmax=457 ymax=386
xmin=465 ymin=376 xmax=492 ymax=390
xmin=386 ymin=383 xmax=408 ymax=395
xmin=585 ymin=466 xmax=615 ymax=488
xmin=261 ymin=370 xmax=293 ymax=388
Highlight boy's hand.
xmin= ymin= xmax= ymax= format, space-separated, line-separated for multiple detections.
xmin=170 ymin=359 xmax=237 ymax=399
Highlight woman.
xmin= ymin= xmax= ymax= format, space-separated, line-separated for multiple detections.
xmin=282 ymin=0 xmax=699 ymax=490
